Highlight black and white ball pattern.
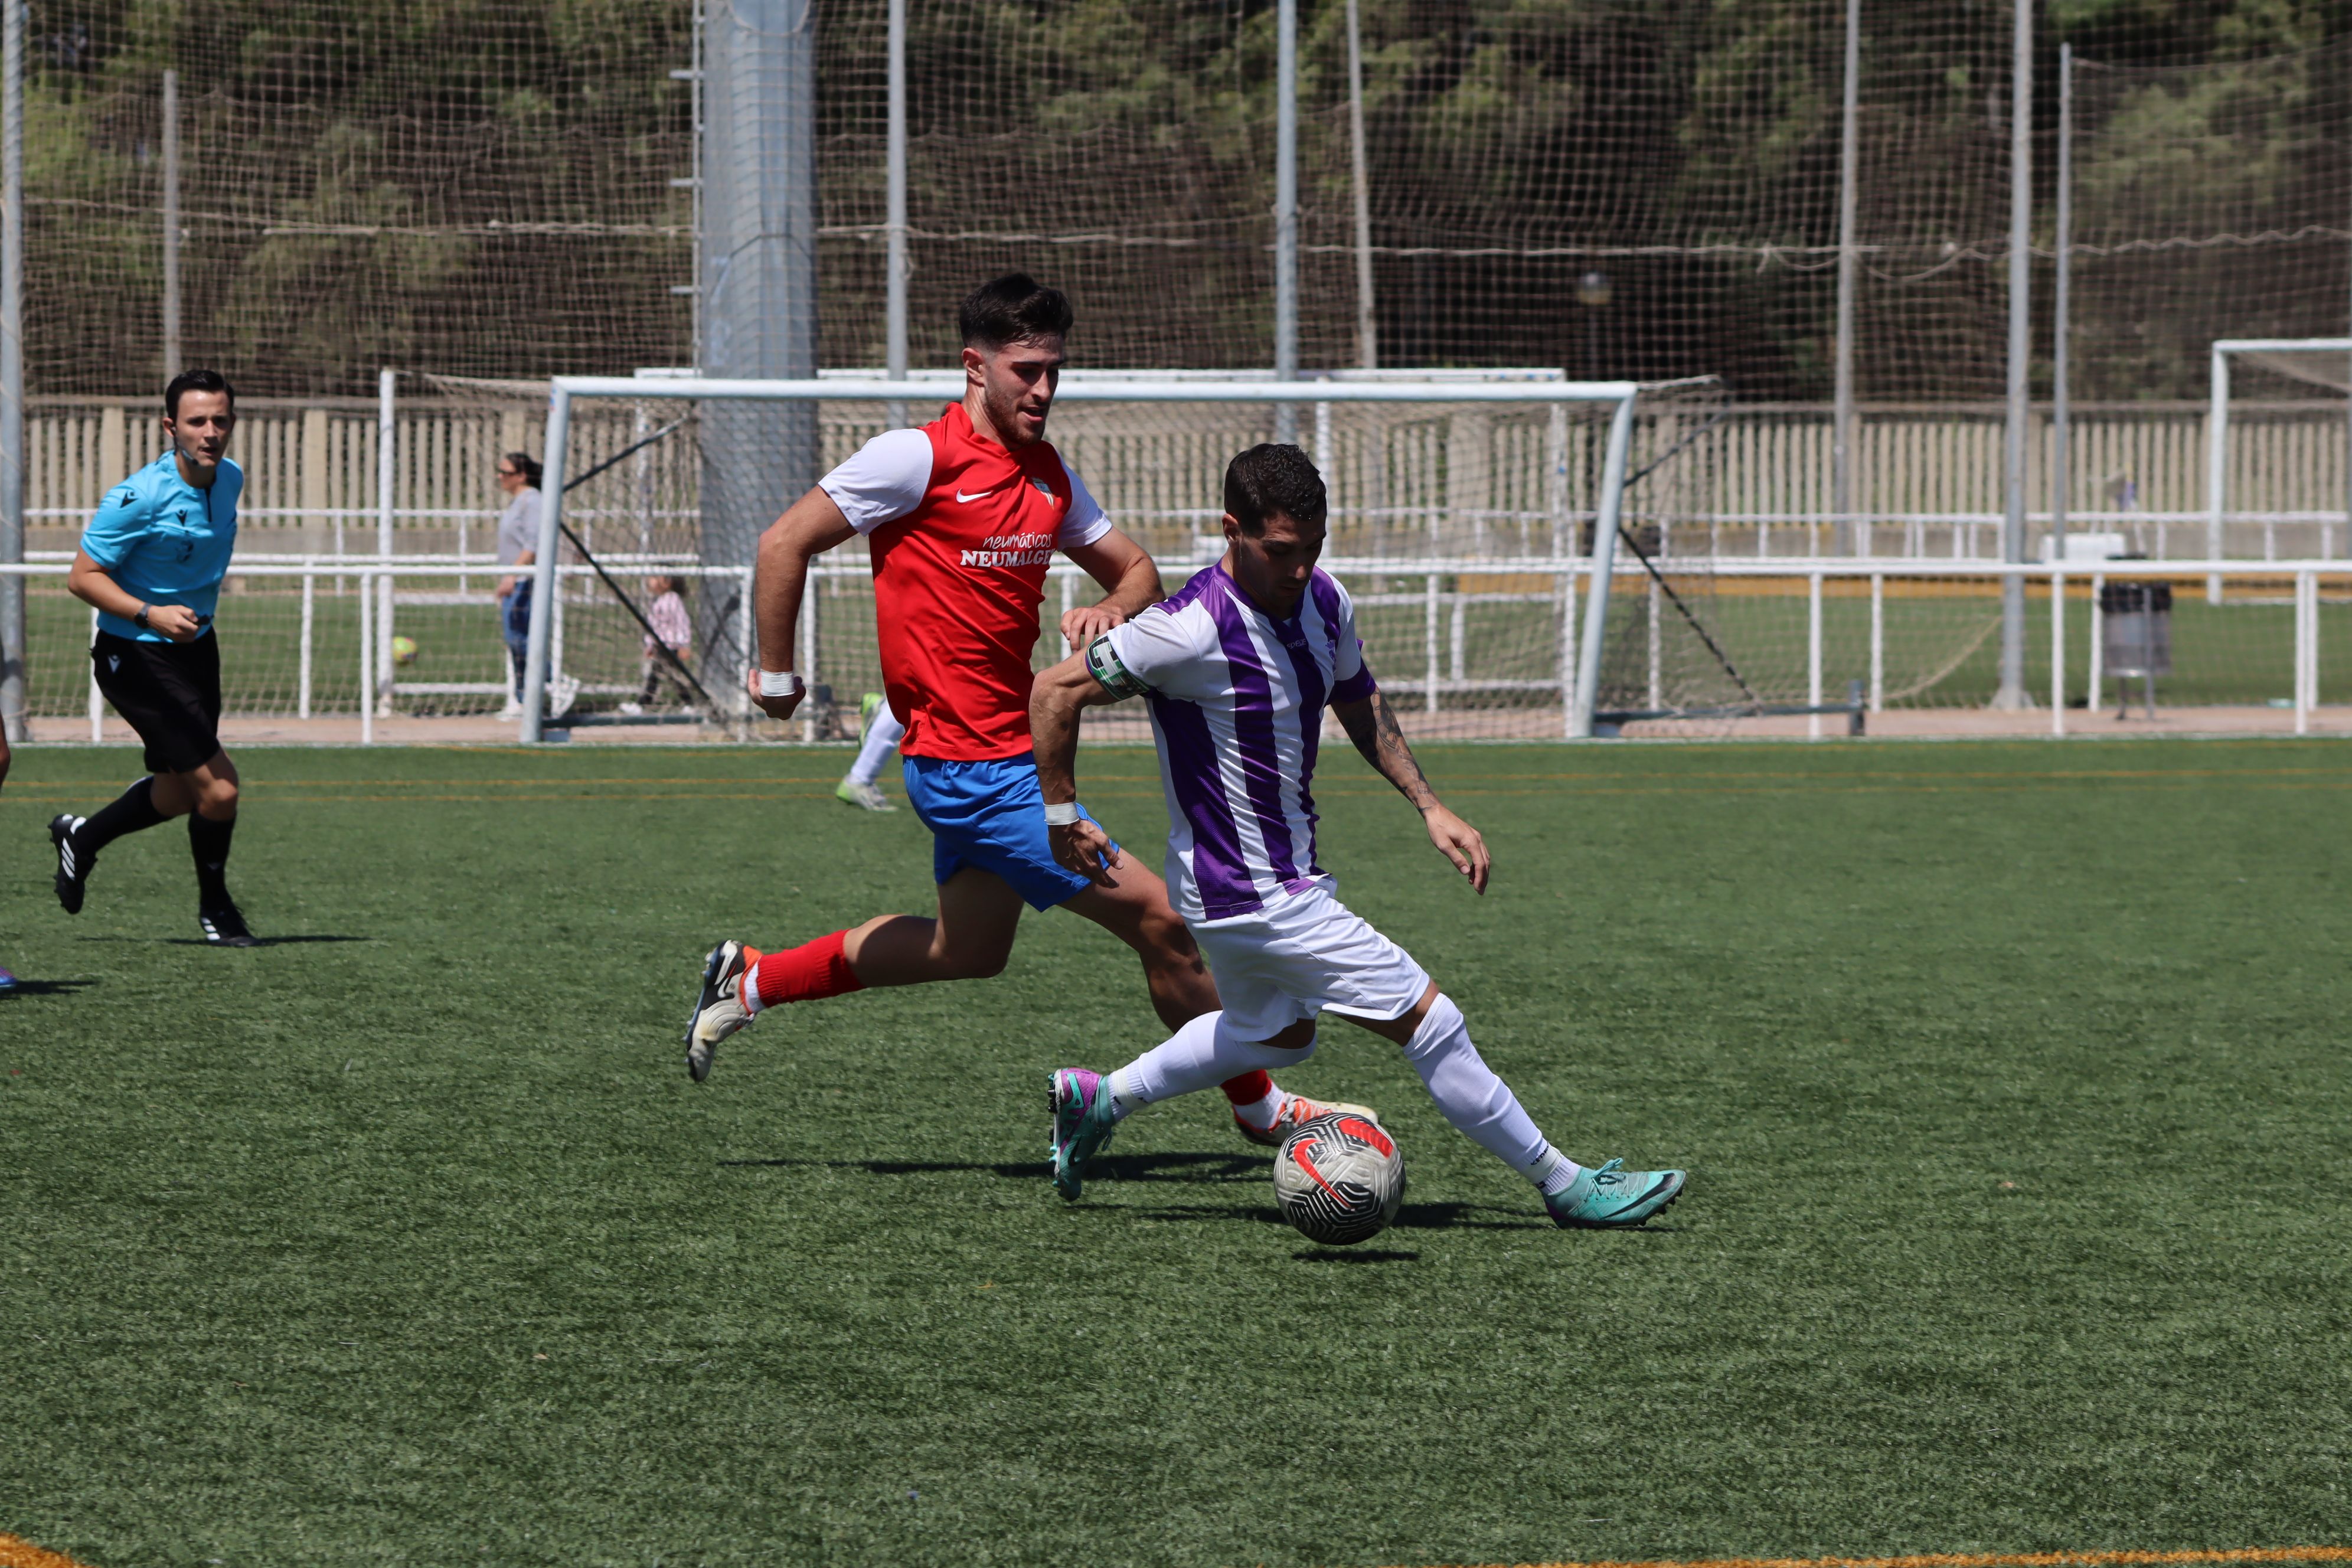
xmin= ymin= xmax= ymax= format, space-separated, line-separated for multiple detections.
xmin=1273 ymin=1112 xmax=1405 ymax=1245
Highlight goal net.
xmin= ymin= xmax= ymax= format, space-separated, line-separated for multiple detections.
xmin=518 ymin=373 xmax=1733 ymax=743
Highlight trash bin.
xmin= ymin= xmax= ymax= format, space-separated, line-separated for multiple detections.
xmin=2099 ymin=582 xmax=2171 ymax=675
xmin=2099 ymin=580 xmax=2170 ymax=716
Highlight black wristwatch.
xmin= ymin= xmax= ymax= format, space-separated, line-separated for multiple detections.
xmin=134 ymin=604 xmax=150 ymax=630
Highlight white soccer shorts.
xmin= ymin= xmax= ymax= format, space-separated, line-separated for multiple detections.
xmin=1190 ymin=882 xmax=1432 ymax=1039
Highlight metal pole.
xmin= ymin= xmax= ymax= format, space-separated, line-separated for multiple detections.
xmin=1569 ymin=393 xmax=1639 ymax=736
xmin=884 ymin=0 xmax=908 ymax=429
xmin=2051 ymin=567 xmax=2066 ymax=735
xmin=375 ymin=368 xmax=395 ymax=712
xmin=1995 ymin=0 xmax=2033 ymax=709
xmin=521 ymin=386 xmax=573 ymax=744
xmin=2052 ymin=45 xmax=2071 ymax=550
xmin=1345 ymin=0 xmax=1376 ymax=371
xmin=357 ymin=563 xmax=373 ymax=746
xmin=1831 ymin=0 xmax=1860 ymax=552
xmin=1807 ymin=570 xmax=1824 ymax=740
xmin=162 ymin=68 xmax=181 ymax=378
xmin=1272 ymin=0 xmax=1299 ymax=445
xmin=2207 ymin=345 xmax=2227 ymax=603
xmin=0 ymin=0 xmax=21 ymax=746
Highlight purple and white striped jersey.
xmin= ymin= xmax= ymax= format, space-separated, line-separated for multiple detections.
xmin=1096 ymin=563 xmax=1378 ymax=923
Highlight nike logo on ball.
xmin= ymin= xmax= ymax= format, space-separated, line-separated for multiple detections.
xmin=955 ymin=488 xmax=996 ymax=504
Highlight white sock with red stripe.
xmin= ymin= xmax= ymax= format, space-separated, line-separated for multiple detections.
xmin=1230 ymin=1088 xmax=1289 ymax=1132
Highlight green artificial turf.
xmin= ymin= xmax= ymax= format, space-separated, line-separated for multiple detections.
xmin=3 ymin=739 xmax=2350 ymax=1568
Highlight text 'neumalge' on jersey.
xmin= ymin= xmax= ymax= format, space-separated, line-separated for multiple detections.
xmin=819 ymin=401 xmax=1110 ymax=761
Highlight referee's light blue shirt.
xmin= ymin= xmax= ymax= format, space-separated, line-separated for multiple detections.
xmin=79 ymin=452 xmax=243 ymax=642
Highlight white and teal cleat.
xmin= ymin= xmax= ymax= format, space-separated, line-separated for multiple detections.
xmin=1047 ymin=1068 xmax=1119 ymax=1202
xmin=1544 ymin=1158 xmax=1685 ymax=1229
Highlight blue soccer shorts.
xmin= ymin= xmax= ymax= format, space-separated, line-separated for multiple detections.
xmin=901 ymin=753 xmax=1117 ymax=912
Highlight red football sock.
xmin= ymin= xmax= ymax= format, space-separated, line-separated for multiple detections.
xmin=746 ymin=930 xmax=865 ymax=1011
xmin=1219 ymin=1070 xmax=1274 ymax=1107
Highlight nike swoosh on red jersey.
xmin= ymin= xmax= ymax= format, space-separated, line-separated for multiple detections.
xmin=955 ymin=488 xmax=996 ymax=504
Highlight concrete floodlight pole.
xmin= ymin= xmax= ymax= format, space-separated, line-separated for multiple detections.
xmin=1345 ymin=0 xmax=1375 ymax=371
xmin=162 ymin=69 xmax=181 ymax=377
xmin=0 ymin=0 xmax=23 ymax=745
xmin=692 ymin=0 xmax=819 ymax=705
xmin=1831 ymin=0 xmax=1860 ymax=553
xmin=1272 ymin=0 xmax=1299 ymax=445
xmin=1995 ymin=0 xmax=2033 ymax=710
xmin=884 ymin=0 xmax=908 ymax=429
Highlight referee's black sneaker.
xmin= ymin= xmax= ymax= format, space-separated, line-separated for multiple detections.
xmin=48 ymin=814 xmax=89 ymax=914
xmin=198 ymin=902 xmax=259 ymax=948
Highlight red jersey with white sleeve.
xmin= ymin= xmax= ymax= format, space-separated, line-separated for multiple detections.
xmin=819 ymin=401 xmax=1111 ymax=760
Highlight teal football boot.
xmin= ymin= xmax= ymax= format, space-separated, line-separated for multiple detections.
xmin=1047 ymin=1068 xmax=1120 ymax=1202
xmin=1545 ymin=1158 xmax=1685 ymax=1229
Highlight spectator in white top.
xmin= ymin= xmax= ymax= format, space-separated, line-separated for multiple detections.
xmin=492 ymin=452 xmax=543 ymax=717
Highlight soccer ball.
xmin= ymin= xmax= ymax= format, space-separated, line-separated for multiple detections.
xmin=390 ymin=635 xmax=419 ymax=666
xmin=1273 ymin=1112 xmax=1404 ymax=1246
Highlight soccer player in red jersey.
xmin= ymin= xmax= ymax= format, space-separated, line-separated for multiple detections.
xmin=682 ymin=275 xmax=1364 ymax=1146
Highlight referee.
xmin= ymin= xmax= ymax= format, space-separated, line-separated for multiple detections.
xmin=48 ymin=368 xmax=257 ymax=946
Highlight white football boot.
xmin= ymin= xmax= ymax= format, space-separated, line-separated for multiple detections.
xmin=683 ymin=940 xmax=756 ymax=1082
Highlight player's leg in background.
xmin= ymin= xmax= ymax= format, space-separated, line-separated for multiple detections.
xmin=1344 ymin=981 xmax=1683 ymax=1229
xmin=827 ymin=863 xmax=1023 ymax=985
xmin=683 ymin=866 xmax=1031 ymax=1080
xmin=835 ymin=696 xmax=903 ymax=812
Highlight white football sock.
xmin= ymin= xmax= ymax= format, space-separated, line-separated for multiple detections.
xmin=1529 ymin=1144 xmax=1583 ymax=1196
xmin=845 ymin=701 xmax=906 ymax=787
xmin=1398 ymin=993 xmax=1572 ymax=1186
xmin=1107 ymin=1012 xmax=1316 ymax=1122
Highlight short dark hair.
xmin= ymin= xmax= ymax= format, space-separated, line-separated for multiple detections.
xmin=959 ymin=273 xmax=1073 ymax=351
xmin=1223 ymin=444 xmax=1327 ymax=537
xmin=502 ymin=450 xmax=543 ymax=488
xmin=164 ymin=368 xmax=234 ymax=420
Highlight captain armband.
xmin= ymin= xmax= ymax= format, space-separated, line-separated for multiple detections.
xmin=1084 ymin=635 xmax=1152 ymax=700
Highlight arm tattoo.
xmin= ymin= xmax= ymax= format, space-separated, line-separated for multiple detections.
xmin=1338 ymin=691 xmax=1438 ymax=809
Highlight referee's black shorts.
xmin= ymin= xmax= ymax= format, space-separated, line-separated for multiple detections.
xmin=92 ymin=629 xmax=224 ymax=775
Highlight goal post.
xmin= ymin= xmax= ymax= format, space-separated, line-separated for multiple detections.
xmin=2209 ymin=338 xmax=2352 ymax=602
xmin=518 ymin=374 xmax=1647 ymax=744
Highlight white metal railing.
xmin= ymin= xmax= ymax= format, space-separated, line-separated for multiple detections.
xmin=6 ymin=554 xmax=2346 ymax=743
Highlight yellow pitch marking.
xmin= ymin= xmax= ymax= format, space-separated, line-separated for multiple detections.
xmin=0 ymin=1533 xmax=104 ymax=1568
xmin=1393 ymin=1549 xmax=2352 ymax=1568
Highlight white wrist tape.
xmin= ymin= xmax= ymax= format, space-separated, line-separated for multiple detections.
xmin=1041 ymin=801 xmax=1082 ymax=827
xmin=758 ymin=669 xmax=803 ymax=699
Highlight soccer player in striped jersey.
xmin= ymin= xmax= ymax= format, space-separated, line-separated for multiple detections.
xmin=1030 ymin=443 xmax=1688 ymax=1227
xmin=681 ymin=275 xmax=1358 ymax=1145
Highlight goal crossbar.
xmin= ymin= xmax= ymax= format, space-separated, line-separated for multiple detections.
xmin=520 ymin=375 xmax=1644 ymax=743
